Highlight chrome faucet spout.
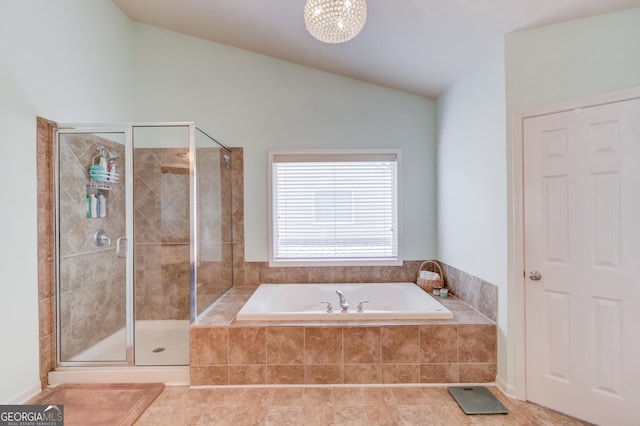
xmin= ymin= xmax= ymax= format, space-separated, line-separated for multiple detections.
xmin=336 ymin=290 xmax=349 ymax=312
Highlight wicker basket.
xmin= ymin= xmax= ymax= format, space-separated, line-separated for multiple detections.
xmin=416 ymin=260 xmax=444 ymax=293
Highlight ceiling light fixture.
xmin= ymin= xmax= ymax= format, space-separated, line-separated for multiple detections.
xmin=304 ymin=0 xmax=367 ymax=44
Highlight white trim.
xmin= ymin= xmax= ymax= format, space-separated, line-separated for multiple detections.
xmin=510 ymin=85 xmax=640 ymax=401
xmin=495 ymin=374 xmax=519 ymax=400
xmin=3 ymin=382 xmax=42 ymax=404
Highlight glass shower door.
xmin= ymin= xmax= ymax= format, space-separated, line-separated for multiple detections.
xmin=56 ymin=128 xmax=129 ymax=364
xmin=132 ymin=125 xmax=191 ymax=366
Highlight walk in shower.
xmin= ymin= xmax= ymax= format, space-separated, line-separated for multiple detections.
xmin=54 ymin=123 xmax=232 ymax=370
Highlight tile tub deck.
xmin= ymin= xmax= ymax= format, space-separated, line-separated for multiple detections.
xmin=190 ymin=286 xmax=496 ymax=386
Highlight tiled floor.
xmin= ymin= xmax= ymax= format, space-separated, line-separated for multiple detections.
xmin=134 ymin=385 xmax=591 ymax=425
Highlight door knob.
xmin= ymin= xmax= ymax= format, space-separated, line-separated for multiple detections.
xmin=528 ymin=270 xmax=542 ymax=281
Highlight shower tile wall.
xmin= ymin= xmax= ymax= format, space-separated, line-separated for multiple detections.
xmin=133 ymin=148 xmax=190 ymax=321
xmin=58 ymin=135 xmax=126 ymax=360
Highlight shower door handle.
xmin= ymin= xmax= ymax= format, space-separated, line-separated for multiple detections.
xmin=116 ymin=237 xmax=128 ymax=258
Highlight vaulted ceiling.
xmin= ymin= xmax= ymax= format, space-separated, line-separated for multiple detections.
xmin=113 ymin=0 xmax=640 ymax=98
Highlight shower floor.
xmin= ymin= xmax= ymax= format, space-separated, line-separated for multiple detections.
xmin=69 ymin=320 xmax=189 ymax=366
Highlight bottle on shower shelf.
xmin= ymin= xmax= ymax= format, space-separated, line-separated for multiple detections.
xmin=89 ymin=194 xmax=97 ymax=218
xmin=107 ymin=160 xmax=116 ymax=182
xmin=98 ymin=193 xmax=106 ymax=218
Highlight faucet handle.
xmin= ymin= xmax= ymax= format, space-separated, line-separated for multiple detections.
xmin=320 ymin=301 xmax=333 ymax=313
xmin=357 ymin=300 xmax=370 ymax=313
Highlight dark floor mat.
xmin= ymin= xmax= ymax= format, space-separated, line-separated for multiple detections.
xmin=447 ymin=386 xmax=509 ymax=415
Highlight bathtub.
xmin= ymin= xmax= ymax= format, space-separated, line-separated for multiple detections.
xmin=235 ymin=282 xmax=453 ymax=321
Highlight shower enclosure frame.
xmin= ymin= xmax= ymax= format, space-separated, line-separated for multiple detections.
xmin=53 ymin=121 xmax=230 ymax=368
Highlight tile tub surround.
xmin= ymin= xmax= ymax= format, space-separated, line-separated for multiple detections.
xmin=439 ymin=262 xmax=498 ymax=322
xmin=190 ymin=287 xmax=496 ymax=386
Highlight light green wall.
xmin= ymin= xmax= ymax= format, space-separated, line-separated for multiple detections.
xmin=506 ymin=7 xmax=640 ymax=112
xmin=0 ymin=0 xmax=133 ymax=403
xmin=132 ymin=23 xmax=438 ymax=262
xmin=436 ymin=38 xmax=507 ymax=382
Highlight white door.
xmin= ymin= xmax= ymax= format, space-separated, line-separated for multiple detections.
xmin=523 ymin=98 xmax=640 ymax=426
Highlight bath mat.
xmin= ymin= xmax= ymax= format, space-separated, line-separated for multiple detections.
xmin=28 ymin=382 xmax=165 ymax=426
xmin=447 ymin=386 xmax=509 ymax=415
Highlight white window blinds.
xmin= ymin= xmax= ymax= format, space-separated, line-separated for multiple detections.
xmin=269 ymin=151 xmax=401 ymax=265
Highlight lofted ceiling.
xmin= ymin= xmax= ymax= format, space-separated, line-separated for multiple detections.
xmin=112 ymin=0 xmax=640 ymax=98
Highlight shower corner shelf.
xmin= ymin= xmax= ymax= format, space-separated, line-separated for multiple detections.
xmin=89 ymin=145 xmax=120 ymax=191
xmin=89 ymin=173 xmax=120 ymax=191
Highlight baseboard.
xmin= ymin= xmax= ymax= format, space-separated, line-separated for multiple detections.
xmin=495 ymin=374 xmax=520 ymax=400
xmin=4 ymin=382 xmax=42 ymax=404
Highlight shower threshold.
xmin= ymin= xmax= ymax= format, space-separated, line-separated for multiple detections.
xmin=51 ymin=320 xmax=190 ymax=386
xmin=48 ymin=366 xmax=190 ymax=386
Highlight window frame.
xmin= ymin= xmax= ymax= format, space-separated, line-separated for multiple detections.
xmin=268 ymin=149 xmax=403 ymax=267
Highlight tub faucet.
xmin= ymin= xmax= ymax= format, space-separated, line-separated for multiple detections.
xmin=336 ymin=290 xmax=349 ymax=312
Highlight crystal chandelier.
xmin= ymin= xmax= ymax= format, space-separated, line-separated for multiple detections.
xmin=304 ymin=0 xmax=367 ymax=44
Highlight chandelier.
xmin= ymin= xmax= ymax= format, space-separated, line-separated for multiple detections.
xmin=304 ymin=0 xmax=367 ymax=44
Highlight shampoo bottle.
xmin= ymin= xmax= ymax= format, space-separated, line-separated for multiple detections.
xmin=89 ymin=194 xmax=97 ymax=218
xmin=98 ymin=193 xmax=106 ymax=218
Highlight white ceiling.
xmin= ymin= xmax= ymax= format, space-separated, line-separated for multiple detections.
xmin=112 ymin=0 xmax=640 ymax=98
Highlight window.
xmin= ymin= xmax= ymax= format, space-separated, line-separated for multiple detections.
xmin=269 ymin=150 xmax=402 ymax=266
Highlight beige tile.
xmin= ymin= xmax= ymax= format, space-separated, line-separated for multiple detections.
xmin=364 ymin=389 xmax=399 ymax=410
xmin=231 ymin=405 xmax=269 ymax=425
xmin=229 ymin=365 xmax=267 ymax=385
xmin=271 ymin=387 xmax=303 ymax=406
xmin=391 ymin=387 xmax=429 ymax=405
xmin=458 ymin=325 xmax=496 ymax=363
xmin=280 ymin=267 xmax=309 ymax=283
xmin=241 ymin=388 xmax=274 ymax=406
xmin=267 ymin=365 xmax=305 ymax=384
xmin=459 ymin=363 xmax=496 ymax=383
xmin=366 ymin=405 xmax=404 ymax=426
xmin=302 ymin=387 xmax=333 ymax=407
xmin=343 ymin=364 xmax=382 ymax=384
xmin=189 ymin=365 xmax=228 ymax=386
xmin=266 ymin=327 xmax=304 ymax=364
xmin=190 ymin=327 xmax=228 ymax=365
xmin=420 ymin=325 xmax=457 ymax=363
xmin=332 ymin=387 xmax=365 ymax=407
xmin=420 ymin=363 xmax=460 ymax=383
xmin=29 ymin=383 xmax=591 ymax=425
xmin=334 ymin=406 xmax=369 ymax=425
xmin=305 ymin=327 xmax=342 ymax=364
xmin=207 ymin=388 xmax=247 ymax=407
xmin=343 ymin=327 xmax=380 ymax=364
xmin=381 ymin=326 xmax=419 ymax=363
xmin=194 ymin=407 xmax=237 ymax=426
xmin=229 ymin=327 xmax=266 ymax=364
xmin=333 ymin=266 xmax=360 ymax=283
xmin=398 ymin=406 xmax=440 ymax=425
xmin=305 ymin=364 xmax=343 ymax=384
xmin=382 ymin=364 xmax=420 ymax=384
xmin=307 ymin=267 xmax=335 ymax=283
xmin=300 ymin=405 xmax=335 ymax=426
xmin=266 ymin=406 xmax=301 ymax=426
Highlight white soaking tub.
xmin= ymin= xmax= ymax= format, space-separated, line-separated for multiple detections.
xmin=235 ymin=282 xmax=453 ymax=321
